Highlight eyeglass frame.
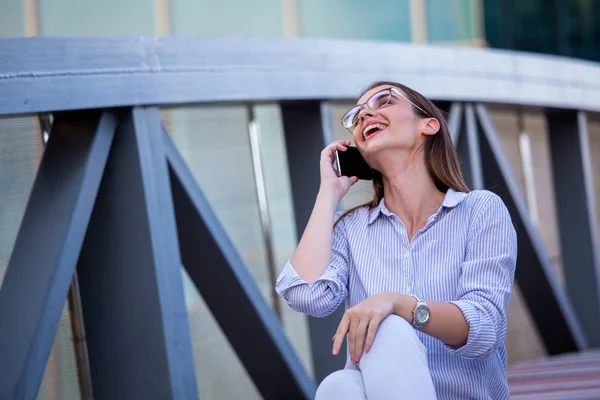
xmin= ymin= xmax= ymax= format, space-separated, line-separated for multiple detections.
xmin=341 ymin=87 xmax=430 ymax=134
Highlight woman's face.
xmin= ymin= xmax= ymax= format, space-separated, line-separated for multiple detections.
xmin=350 ymin=85 xmax=435 ymax=163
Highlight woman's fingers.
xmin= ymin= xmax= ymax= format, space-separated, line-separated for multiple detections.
xmin=353 ymin=318 xmax=369 ymax=363
xmin=364 ymin=314 xmax=384 ymax=353
xmin=347 ymin=316 xmax=359 ymax=363
xmin=321 ymin=140 xmax=351 ymax=161
xmin=332 ymin=313 xmax=350 ymax=356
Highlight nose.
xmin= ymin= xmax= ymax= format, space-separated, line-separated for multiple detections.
xmin=357 ymin=106 xmax=377 ymax=124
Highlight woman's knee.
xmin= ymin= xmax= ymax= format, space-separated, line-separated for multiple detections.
xmin=315 ymin=369 xmax=365 ymax=399
xmin=364 ymin=314 xmax=426 ymax=356
xmin=377 ymin=315 xmax=416 ymax=341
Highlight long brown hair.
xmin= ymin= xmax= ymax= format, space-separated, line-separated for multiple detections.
xmin=335 ymin=81 xmax=469 ymax=226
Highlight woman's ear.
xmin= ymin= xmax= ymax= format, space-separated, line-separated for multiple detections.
xmin=422 ymin=118 xmax=440 ymax=136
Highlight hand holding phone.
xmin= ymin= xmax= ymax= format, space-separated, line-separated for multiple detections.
xmin=335 ymin=146 xmax=373 ymax=181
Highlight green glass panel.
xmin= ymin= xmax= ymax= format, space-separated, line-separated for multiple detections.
xmin=0 ymin=2 xmax=25 ymax=37
xmin=171 ymin=0 xmax=282 ymax=36
xmin=426 ymin=0 xmax=473 ymax=42
xmin=483 ymin=0 xmax=558 ymax=55
xmin=38 ymin=0 xmax=155 ymax=36
xmin=299 ymin=0 xmax=411 ymax=41
xmin=0 ymin=116 xmax=43 ymax=278
xmin=564 ymin=0 xmax=600 ymax=61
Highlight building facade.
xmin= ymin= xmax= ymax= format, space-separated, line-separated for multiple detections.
xmin=483 ymin=0 xmax=600 ymax=62
xmin=1 ymin=1 xmax=599 ymax=399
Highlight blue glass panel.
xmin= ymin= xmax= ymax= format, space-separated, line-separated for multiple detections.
xmin=299 ymin=0 xmax=411 ymax=41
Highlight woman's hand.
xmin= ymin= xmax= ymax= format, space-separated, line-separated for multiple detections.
xmin=332 ymin=292 xmax=406 ymax=364
xmin=319 ymin=140 xmax=358 ymax=202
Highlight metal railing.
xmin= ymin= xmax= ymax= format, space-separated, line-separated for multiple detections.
xmin=0 ymin=36 xmax=599 ymax=400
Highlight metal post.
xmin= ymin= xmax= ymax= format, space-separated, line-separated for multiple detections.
xmin=280 ymin=100 xmax=346 ymax=383
xmin=476 ymin=104 xmax=588 ymax=354
xmin=546 ymin=109 xmax=600 ymax=347
xmin=76 ymin=108 xmax=198 ymax=400
xmin=0 ymin=111 xmax=116 ymax=399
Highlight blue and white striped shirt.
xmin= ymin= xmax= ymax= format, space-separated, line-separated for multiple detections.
xmin=276 ymin=189 xmax=517 ymax=400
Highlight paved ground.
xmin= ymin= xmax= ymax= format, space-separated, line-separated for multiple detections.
xmin=508 ymin=350 xmax=600 ymax=399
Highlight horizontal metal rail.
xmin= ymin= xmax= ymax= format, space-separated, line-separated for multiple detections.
xmin=2 ymin=36 xmax=600 ymax=115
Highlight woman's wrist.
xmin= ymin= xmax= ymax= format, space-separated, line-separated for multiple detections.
xmin=393 ymin=293 xmax=418 ymax=323
xmin=317 ymin=184 xmax=343 ymax=207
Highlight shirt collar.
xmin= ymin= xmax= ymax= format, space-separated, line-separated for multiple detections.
xmin=367 ymin=188 xmax=468 ymax=225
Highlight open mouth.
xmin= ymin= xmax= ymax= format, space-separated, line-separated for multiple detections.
xmin=362 ymin=123 xmax=388 ymax=140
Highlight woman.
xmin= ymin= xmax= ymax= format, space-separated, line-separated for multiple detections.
xmin=275 ymin=81 xmax=516 ymax=400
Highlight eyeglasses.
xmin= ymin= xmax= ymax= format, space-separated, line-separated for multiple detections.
xmin=341 ymin=87 xmax=430 ymax=133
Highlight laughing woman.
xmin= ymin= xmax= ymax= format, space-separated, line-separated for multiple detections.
xmin=275 ymin=81 xmax=517 ymax=400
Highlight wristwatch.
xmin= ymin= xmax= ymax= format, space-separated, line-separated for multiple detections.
xmin=411 ymin=295 xmax=430 ymax=330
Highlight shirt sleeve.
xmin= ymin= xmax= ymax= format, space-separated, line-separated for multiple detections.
xmin=275 ymin=213 xmax=350 ymax=318
xmin=446 ymin=193 xmax=517 ymax=359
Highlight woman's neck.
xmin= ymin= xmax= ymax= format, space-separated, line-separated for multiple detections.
xmin=380 ymin=157 xmax=445 ymax=239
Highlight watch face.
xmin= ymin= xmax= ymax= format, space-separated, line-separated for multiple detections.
xmin=416 ymin=307 xmax=429 ymax=324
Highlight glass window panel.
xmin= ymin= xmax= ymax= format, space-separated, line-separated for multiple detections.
xmin=38 ymin=0 xmax=155 ymax=36
xmin=565 ymin=0 xmax=600 ymax=61
xmin=587 ymin=114 xmax=600 ymax=247
xmin=163 ymin=104 xmax=270 ymax=397
xmin=0 ymin=116 xmax=82 ymax=398
xmin=37 ymin=302 xmax=82 ymax=400
xmin=0 ymin=2 xmax=25 ymax=37
xmin=170 ymin=0 xmax=282 ymax=36
xmin=0 ymin=116 xmax=44 ymax=285
xmin=182 ymin=269 xmax=262 ymax=399
xmin=426 ymin=0 xmax=473 ymax=43
xmin=164 ymin=103 xmax=315 ymax=388
xmin=483 ymin=0 xmax=559 ymax=55
xmin=164 ymin=105 xmax=272 ymax=303
xmin=298 ymin=0 xmax=411 ymax=41
xmin=254 ymin=104 xmax=313 ymax=376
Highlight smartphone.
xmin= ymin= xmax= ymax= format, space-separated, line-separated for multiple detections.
xmin=335 ymin=146 xmax=373 ymax=181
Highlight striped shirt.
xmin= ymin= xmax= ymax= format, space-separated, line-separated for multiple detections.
xmin=276 ymin=189 xmax=517 ymax=400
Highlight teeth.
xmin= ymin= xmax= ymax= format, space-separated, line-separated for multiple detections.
xmin=363 ymin=123 xmax=387 ymax=139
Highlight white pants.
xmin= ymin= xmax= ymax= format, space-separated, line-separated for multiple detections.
xmin=315 ymin=315 xmax=438 ymax=400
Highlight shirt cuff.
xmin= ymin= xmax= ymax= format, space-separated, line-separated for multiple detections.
xmin=275 ymin=260 xmax=345 ymax=295
xmin=275 ymin=260 xmax=347 ymax=317
xmin=445 ymin=300 xmax=494 ymax=359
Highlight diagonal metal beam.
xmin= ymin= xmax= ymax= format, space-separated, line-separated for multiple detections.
xmin=163 ymin=129 xmax=316 ymax=400
xmin=475 ymin=104 xmax=588 ymax=354
xmin=76 ymin=107 xmax=198 ymax=399
xmin=0 ymin=111 xmax=116 ymax=400
xmin=546 ymin=109 xmax=600 ymax=347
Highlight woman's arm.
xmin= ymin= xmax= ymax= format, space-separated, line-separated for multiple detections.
xmin=289 ymin=188 xmax=341 ymax=283
xmin=397 ymin=193 xmax=517 ymax=358
xmin=275 ymin=140 xmax=358 ymax=317
xmin=394 ymin=297 xmax=468 ymax=348
xmin=289 ymin=140 xmax=357 ymax=282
